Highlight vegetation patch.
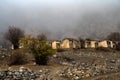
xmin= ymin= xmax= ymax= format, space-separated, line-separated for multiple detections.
xmin=8 ymin=49 xmax=28 ymax=66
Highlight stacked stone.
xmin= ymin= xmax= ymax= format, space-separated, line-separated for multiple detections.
xmin=0 ymin=67 xmax=39 ymax=80
xmin=58 ymin=61 xmax=120 ymax=80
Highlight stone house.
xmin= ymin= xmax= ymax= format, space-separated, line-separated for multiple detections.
xmin=51 ymin=40 xmax=61 ymax=49
xmin=84 ymin=40 xmax=98 ymax=48
xmin=61 ymin=38 xmax=80 ymax=49
xmin=112 ymin=41 xmax=120 ymax=49
xmin=98 ymin=40 xmax=113 ymax=48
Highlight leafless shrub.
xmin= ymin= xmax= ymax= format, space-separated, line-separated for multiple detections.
xmin=8 ymin=49 xmax=28 ymax=66
xmin=78 ymin=37 xmax=85 ymax=49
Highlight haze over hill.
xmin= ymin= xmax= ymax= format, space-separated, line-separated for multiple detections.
xmin=0 ymin=0 xmax=120 ymax=40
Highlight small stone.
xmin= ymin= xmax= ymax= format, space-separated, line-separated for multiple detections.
xmin=74 ymin=75 xmax=82 ymax=80
xmin=85 ymin=74 xmax=90 ymax=77
xmin=110 ymin=60 xmax=116 ymax=63
xmin=39 ymin=70 xmax=43 ymax=73
xmin=19 ymin=66 xmax=24 ymax=72
xmin=53 ymin=54 xmax=57 ymax=58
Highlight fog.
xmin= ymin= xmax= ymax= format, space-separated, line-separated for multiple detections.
xmin=0 ymin=0 xmax=120 ymax=40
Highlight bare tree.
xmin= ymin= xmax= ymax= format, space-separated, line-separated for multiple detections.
xmin=78 ymin=37 xmax=85 ymax=49
xmin=37 ymin=33 xmax=47 ymax=41
xmin=4 ymin=26 xmax=24 ymax=49
xmin=107 ymin=32 xmax=120 ymax=41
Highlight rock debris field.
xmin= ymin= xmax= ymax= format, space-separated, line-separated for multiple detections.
xmin=0 ymin=49 xmax=120 ymax=80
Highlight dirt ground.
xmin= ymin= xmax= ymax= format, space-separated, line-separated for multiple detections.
xmin=0 ymin=49 xmax=120 ymax=80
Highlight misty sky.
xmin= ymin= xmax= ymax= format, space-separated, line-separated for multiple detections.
xmin=0 ymin=0 xmax=120 ymax=39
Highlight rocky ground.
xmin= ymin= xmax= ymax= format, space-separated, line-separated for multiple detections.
xmin=0 ymin=49 xmax=120 ymax=80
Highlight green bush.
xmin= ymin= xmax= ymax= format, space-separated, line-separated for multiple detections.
xmin=26 ymin=39 xmax=56 ymax=65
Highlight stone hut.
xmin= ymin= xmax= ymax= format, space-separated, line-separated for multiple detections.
xmin=61 ymin=38 xmax=80 ymax=49
xmin=98 ymin=40 xmax=113 ymax=48
xmin=112 ymin=41 xmax=120 ymax=49
xmin=51 ymin=40 xmax=61 ymax=49
xmin=84 ymin=40 xmax=98 ymax=48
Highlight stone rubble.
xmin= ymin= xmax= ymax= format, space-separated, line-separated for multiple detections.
xmin=0 ymin=67 xmax=39 ymax=80
xmin=55 ymin=50 xmax=120 ymax=80
xmin=58 ymin=61 xmax=120 ymax=80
